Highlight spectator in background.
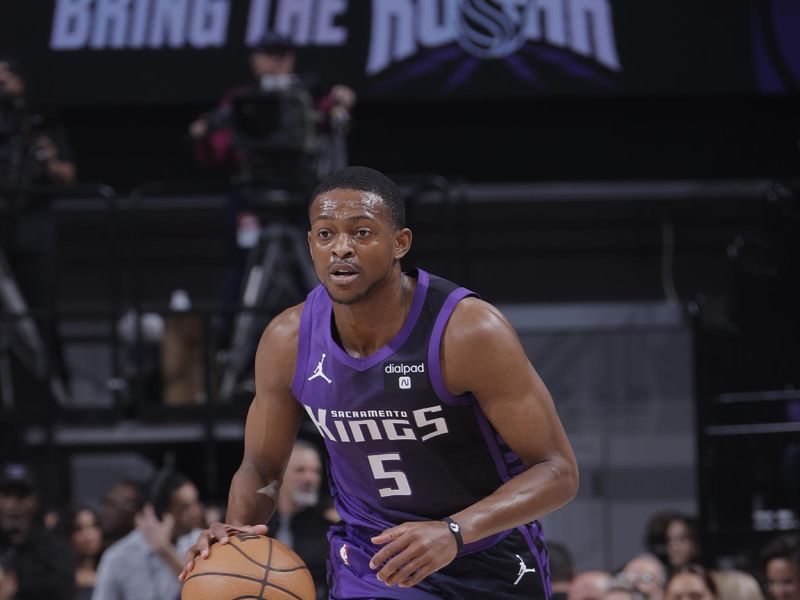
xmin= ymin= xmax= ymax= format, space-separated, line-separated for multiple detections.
xmin=0 ymin=56 xmax=76 ymax=187
xmin=266 ymin=440 xmax=333 ymax=600
xmin=0 ymin=555 xmax=18 ymax=600
xmin=548 ymin=541 xmax=576 ymax=600
xmin=644 ymin=511 xmax=679 ymax=568
xmin=570 ymin=571 xmax=614 ymax=600
xmin=202 ymin=502 xmax=225 ymax=529
xmin=188 ymin=32 xmax=355 ymax=176
xmin=0 ymin=463 xmax=76 ymax=600
xmin=188 ymin=33 xmax=358 ymax=345
xmin=42 ymin=509 xmax=60 ymax=531
xmin=59 ymin=505 xmax=103 ymax=600
xmin=93 ymin=471 xmax=203 ymax=600
xmin=0 ymin=56 xmax=76 ymax=398
xmin=665 ymin=566 xmax=718 ymax=600
xmin=99 ymin=480 xmax=142 ymax=551
xmin=622 ymin=554 xmax=667 ymax=600
xmin=711 ymin=570 xmax=765 ymax=600
xmin=664 ymin=514 xmax=701 ymax=573
xmin=605 ymin=577 xmax=647 ymax=600
xmin=760 ymin=534 xmax=800 ymax=600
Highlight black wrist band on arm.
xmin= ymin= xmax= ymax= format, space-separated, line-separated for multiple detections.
xmin=441 ymin=517 xmax=464 ymax=552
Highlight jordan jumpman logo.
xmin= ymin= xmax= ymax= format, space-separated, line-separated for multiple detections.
xmin=514 ymin=554 xmax=536 ymax=585
xmin=308 ymin=353 xmax=332 ymax=384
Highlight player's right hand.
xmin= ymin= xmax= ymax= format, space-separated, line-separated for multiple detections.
xmin=178 ymin=522 xmax=268 ymax=581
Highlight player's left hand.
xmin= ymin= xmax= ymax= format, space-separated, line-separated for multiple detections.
xmin=369 ymin=521 xmax=458 ymax=588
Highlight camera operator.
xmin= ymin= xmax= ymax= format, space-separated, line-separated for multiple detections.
xmin=0 ymin=57 xmax=74 ymax=411
xmin=0 ymin=57 xmax=76 ymax=188
xmin=188 ymin=34 xmax=356 ymax=349
xmin=1 ymin=56 xmax=76 ymax=296
xmin=188 ymin=32 xmax=356 ymax=175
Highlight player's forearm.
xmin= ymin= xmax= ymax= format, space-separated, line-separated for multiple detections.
xmin=226 ymin=461 xmax=279 ymax=527
xmin=450 ymin=455 xmax=578 ymax=545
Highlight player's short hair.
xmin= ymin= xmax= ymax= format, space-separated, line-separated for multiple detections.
xmin=311 ymin=166 xmax=405 ymax=230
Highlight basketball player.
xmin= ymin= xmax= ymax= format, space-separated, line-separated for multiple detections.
xmin=181 ymin=166 xmax=579 ymax=598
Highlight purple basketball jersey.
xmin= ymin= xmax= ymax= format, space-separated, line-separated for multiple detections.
xmin=292 ymin=269 xmax=535 ymax=555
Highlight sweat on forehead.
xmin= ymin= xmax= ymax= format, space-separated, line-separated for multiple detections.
xmin=313 ymin=189 xmax=383 ymax=211
xmin=310 ymin=188 xmax=401 ymax=228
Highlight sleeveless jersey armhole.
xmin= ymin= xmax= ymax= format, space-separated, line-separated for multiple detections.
xmin=291 ymin=294 xmax=316 ymax=400
xmin=427 ymin=287 xmax=476 ymax=406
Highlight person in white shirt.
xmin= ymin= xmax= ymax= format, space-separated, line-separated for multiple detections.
xmin=93 ymin=472 xmax=204 ymax=600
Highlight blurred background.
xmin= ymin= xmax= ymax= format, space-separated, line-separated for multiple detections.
xmin=0 ymin=1 xmax=799 ymax=598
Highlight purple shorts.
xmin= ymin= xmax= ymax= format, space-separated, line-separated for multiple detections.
xmin=327 ymin=522 xmax=551 ymax=600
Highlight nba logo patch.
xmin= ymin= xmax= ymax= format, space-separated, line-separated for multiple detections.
xmin=399 ymin=376 xmax=411 ymax=389
xmin=339 ymin=543 xmax=350 ymax=566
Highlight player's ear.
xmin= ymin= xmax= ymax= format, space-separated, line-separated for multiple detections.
xmin=394 ymin=228 xmax=412 ymax=260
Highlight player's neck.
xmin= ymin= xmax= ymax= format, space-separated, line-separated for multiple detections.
xmin=331 ymin=271 xmax=413 ymax=358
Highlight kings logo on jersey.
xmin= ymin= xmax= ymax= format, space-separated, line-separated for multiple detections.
xmin=383 ymin=361 xmax=428 ymax=391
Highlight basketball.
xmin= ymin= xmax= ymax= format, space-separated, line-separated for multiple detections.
xmin=181 ymin=534 xmax=316 ymax=600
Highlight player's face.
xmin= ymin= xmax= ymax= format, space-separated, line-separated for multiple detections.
xmin=308 ymin=188 xmax=411 ymax=305
xmin=767 ymin=559 xmax=800 ymax=600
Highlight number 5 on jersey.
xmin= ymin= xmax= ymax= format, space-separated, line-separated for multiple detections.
xmin=368 ymin=453 xmax=412 ymax=497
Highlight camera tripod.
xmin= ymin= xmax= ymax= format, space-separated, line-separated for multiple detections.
xmin=218 ymin=203 xmax=318 ymax=401
xmin=218 ymin=84 xmax=350 ymax=400
xmin=0 ymin=244 xmax=67 ymax=409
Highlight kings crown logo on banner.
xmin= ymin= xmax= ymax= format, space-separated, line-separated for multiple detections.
xmin=365 ymin=0 xmax=621 ymax=92
xmin=459 ymin=0 xmax=536 ymax=59
xmin=368 ymin=0 xmax=619 ymax=70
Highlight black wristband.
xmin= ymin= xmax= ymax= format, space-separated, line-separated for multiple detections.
xmin=441 ymin=517 xmax=464 ymax=552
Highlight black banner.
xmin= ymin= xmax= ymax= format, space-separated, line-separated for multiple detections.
xmin=0 ymin=0 xmax=794 ymax=107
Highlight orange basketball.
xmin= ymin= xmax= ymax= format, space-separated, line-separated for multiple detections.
xmin=181 ymin=534 xmax=316 ymax=600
